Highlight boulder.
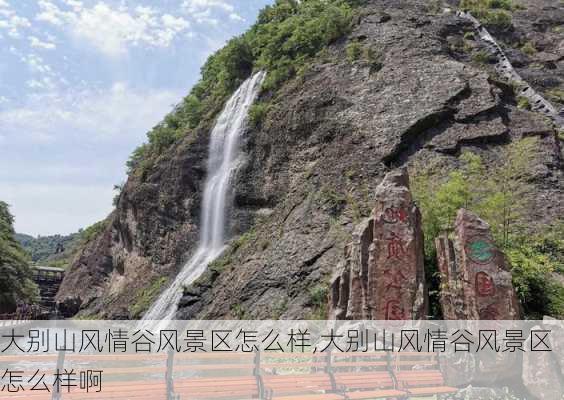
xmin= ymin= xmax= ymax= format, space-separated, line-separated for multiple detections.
xmin=330 ymin=168 xmax=427 ymax=320
xmin=436 ymin=209 xmax=521 ymax=320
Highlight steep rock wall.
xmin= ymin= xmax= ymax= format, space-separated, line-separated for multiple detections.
xmin=57 ymin=0 xmax=564 ymax=319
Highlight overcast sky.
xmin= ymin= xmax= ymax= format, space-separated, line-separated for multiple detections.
xmin=0 ymin=0 xmax=272 ymax=236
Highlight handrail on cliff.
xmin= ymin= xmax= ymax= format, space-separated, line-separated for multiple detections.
xmin=457 ymin=10 xmax=564 ymax=130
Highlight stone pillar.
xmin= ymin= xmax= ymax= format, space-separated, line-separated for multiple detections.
xmin=436 ymin=209 xmax=521 ymax=320
xmin=436 ymin=234 xmax=465 ymax=319
xmin=330 ymin=218 xmax=372 ymax=320
xmin=330 ymin=168 xmax=427 ymax=320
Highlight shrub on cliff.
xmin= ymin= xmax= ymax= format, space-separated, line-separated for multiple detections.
xmin=127 ymin=0 xmax=355 ymax=176
xmin=507 ymin=225 xmax=564 ymax=318
xmin=248 ymin=102 xmax=270 ymax=128
xmin=412 ymin=137 xmax=537 ymax=249
xmin=0 ymin=201 xmax=38 ymax=313
xmin=461 ymin=0 xmax=514 ymax=30
xmin=411 ymin=137 xmax=564 ymax=318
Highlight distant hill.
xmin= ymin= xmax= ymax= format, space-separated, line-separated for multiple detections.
xmin=15 ymin=232 xmax=80 ymax=267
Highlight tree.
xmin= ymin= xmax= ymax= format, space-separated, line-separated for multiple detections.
xmin=480 ymin=137 xmax=536 ymax=247
xmin=0 ymin=201 xmax=38 ymax=313
xmin=411 ymin=137 xmax=564 ymax=318
xmin=412 ymin=137 xmax=537 ymax=248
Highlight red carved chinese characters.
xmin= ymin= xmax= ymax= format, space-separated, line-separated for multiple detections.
xmin=383 ymin=207 xmax=409 ymax=224
xmin=475 ymin=271 xmax=495 ymax=297
xmin=386 ymin=232 xmax=406 ymax=260
xmin=385 ymin=300 xmax=406 ymax=320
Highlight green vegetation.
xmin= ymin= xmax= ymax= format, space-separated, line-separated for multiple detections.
xmin=205 ymin=228 xmax=259 ymax=276
xmin=472 ymin=50 xmax=492 ymax=64
xmin=308 ymin=284 xmax=329 ymax=319
xmin=507 ymin=225 xmax=564 ymax=318
xmin=346 ymin=40 xmax=363 ymax=62
xmin=113 ymin=182 xmax=125 ymax=206
xmin=412 ymin=138 xmax=537 ymax=249
xmin=129 ymin=276 xmax=169 ymax=318
xmin=0 ymin=201 xmax=38 ymax=313
xmin=248 ymin=102 xmax=271 ymax=128
xmin=428 ymin=0 xmax=444 ymax=14
xmin=127 ymin=0 xmax=356 ymax=177
xmin=521 ymin=41 xmax=537 ymax=56
xmin=364 ymin=46 xmax=384 ymax=75
xmin=411 ymin=137 xmax=564 ymax=318
xmin=16 ymin=232 xmax=79 ymax=263
xmin=546 ymin=88 xmax=564 ymax=104
xmin=231 ymin=228 xmax=258 ymax=252
xmin=460 ymin=0 xmax=514 ymax=30
xmin=517 ymin=96 xmax=530 ymax=110
xmin=16 ymin=219 xmax=108 ymax=269
xmin=271 ymin=298 xmax=289 ymax=319
xmin=79 ymin=220 xmax=108 ymax=244
xmin=208 ymin=253 xmax=233 ymax=275
xmin=346 ymin=40 xmax=383 ymax=74
xmin=230 ymin=303 xmax=249 ymax=319
xmin=318 ymin=186 xmax=347 ymax=216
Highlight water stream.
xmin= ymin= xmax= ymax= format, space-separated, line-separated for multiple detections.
xmin=142 ymin=71 xmax=266 ymax=322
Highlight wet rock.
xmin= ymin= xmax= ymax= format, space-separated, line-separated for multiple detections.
xmin=436 ymin=209 xmax=521 ymax=320
xmin=330 ymin=168 xmax=427 ymax=320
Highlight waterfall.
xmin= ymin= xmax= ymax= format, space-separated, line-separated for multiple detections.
xmin=142 ymin=71 xmax=266 ymax=322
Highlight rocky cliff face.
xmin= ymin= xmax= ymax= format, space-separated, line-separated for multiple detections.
xmin=329 ymin=168 xmax=427 ymax=320
xmin=57 ymin=0 xmax=563 ymax=319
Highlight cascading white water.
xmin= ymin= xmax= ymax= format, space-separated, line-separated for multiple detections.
xmin=142 ymin=71 xmax=266 ymax=322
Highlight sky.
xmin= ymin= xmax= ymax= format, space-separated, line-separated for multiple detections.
xmin=0 ymin=0 xmax=273 ymax=236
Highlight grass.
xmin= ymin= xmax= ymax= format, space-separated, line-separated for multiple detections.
xmin=460 ymin=0 xmax=514 ymax=30
xmin=346 ymin=41 xmax=384 ymax=74
xmin=547 ymin=88 xmax=564 ymax=104
xmin=517 ymin=96 xmax=531 ymax=110
xmin=271 ymin=298 xmax=288 ymax=319
xmin=231 ymin=228 xmax=257 ymax=252
xmin=248 ymin=102 xmax=270 ymax=128
xmin=129 ymin=277 xmax=169 ymax=318
xmin=307 ymin=284 xmax=329 ymax=319
xmin=346 ymin=40 xmax=363 ymax=62
xmin=230 ymin=303 xmax=249 ymax=319
xmin=208 ymin=254 xmax=233 ymax=274
xmin=318 ymin=186 xmax=347 ymax=216
xmin=521 ymin=41 xmax=537 ymax=56
xmin=472 ymin=50 xmax=492 ymax=64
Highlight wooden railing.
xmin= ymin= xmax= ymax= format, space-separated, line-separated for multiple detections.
xmin=0 ymin=350 xmax=459 ymax=399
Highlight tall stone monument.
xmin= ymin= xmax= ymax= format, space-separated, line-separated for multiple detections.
xmin=436 ymin=209 xmax=521 ymax=319
xmin=330 ymin=168 xmax=427 ymax=320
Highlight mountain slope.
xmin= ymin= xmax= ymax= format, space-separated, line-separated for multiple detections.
xmin=56 ymin=0 xmax=563 ymax=319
